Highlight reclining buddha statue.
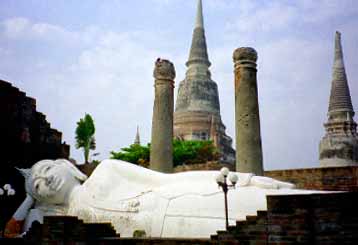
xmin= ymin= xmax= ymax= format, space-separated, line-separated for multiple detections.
xmin=5 ymin=159 xmax=318 ymax=238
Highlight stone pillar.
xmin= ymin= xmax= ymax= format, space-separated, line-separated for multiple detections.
xmin=233 ymin=47 xmax=263 ymax=175
xmin=150 ymin=58 xmax=175 ymax=173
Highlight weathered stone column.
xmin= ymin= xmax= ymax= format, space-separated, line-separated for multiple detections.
xmin=150 ymin=58 xmax=175 ymax=173
xmin=233 ymin=47 xmax=263 ymax=175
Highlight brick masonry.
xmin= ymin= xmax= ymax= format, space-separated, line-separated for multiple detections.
xmin=175 ymin=163 xmax=358 ymax=192
xmin=0 ymin=80 xmax=70 ymax=167
xmin=0 ymin=79 xmax=70 ymax=235
xmin=265 ymin=166 xmax=358 ymax=191
xmin=212 ymin=192 xmax=358 ymax=244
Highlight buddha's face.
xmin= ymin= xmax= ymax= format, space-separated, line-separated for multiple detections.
xmin=28 ymin=160 xmax=81 ymax=205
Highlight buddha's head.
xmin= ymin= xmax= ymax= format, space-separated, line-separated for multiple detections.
xmin=18 ymin=159 xmax=88 ymax=205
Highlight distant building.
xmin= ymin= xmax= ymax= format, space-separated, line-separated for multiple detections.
xmin=174 ymin=0 xmax=235 ymax=163
xmin=133 ymin=126 xmax=140 ymax=145
xmin=319 ymin=32 xmax=358 ymax=167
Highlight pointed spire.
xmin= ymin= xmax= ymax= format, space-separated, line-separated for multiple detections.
xmin=328 ymin=31 xmax=354 ymax=116
xmin=134 ymin=126 xmax=140 ymax=145
xmin=319 ymin=31 xmax=358 ymax=167
xmin=186 ymin=0 xmax=211 ymax=67
xmin=195 ymin=0 xmax=204 ymax=28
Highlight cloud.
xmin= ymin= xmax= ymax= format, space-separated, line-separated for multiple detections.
xmin=297 ymin=0 xmax=358 ymax=23
xmin=5 ymin=24 xmax=183 ymax=163
xmin=0 ymin=12 xmax=191 ymax=164
xmin=224 ymin=0 xmax=358 ymax=39
xmin=1 ymin=17 xmax=80 ymax=45
xmin=2 ymin=17 xmax=29 ymax=38
xmin=225 ymin=2 xmax=298 ymax=34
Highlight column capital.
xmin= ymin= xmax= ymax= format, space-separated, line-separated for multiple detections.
xmin=153 ymin=58 xmax=176 ymax=80
xmin=233 ymin=47 xmax=257 ymax=63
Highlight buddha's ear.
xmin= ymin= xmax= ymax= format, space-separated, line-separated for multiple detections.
xmin=55 ymin=159 xmax=88 ymax=182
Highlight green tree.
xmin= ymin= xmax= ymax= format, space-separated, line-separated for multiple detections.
xmin=110 ymin=140 xmax=218 ymax=167
xmin=110 ymin=144 xmax=150 ymax=167
xmin=75 ymin=114 xmax=96 ymax=164
xmin=173 ymin=140 xmax=218 ymax=166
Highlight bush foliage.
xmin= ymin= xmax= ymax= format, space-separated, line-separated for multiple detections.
xmin=110 ymin=143 xmax=150 ymax=166
xmin=110 ymin=140 xmax=219 ymax=167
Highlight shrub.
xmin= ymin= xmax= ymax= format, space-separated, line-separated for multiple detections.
xmin=110 ymin=140 xmax=219 ymax=167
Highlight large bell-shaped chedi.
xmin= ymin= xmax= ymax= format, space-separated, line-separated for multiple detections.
xmin=319 ymin=31 xmax=358 ymax=167
xmin=174 ymin=0 xmax=235 ymax=163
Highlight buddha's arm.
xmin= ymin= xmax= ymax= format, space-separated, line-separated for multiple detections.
xmin=95 ymin=159 xmax=167 ymax=186
xmin=4 ymin=194 xmax=34 ymax=238
xmin=250 ymin=176 xmax=295 ymax=189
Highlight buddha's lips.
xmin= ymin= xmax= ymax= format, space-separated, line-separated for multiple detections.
xmin=56 ymin=179 xmax=64 ymax=192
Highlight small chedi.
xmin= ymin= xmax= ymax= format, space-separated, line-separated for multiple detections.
xmin=133 ymin=126 xmax=140 ymax=145
xmin=174 ymin=0 xmax=235 ymax=164
xmin=319 ymin=32 xmax=358 ymax=167
xmin=4 ymin=158 xmax=324 ymax=239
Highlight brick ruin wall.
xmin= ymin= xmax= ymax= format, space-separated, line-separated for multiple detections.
xmin=265 ymin=166 xmax=358 ymax=191
xmin=172 ymin=161 xmax=358 ymax=192
xmin=0 ymin=79 xmax=70 ymax=232
xmin=213 ymin=192 xmax=358 ymax=244
xmin=0 ymin=80 xmax=69 ymax=166
xmin=174 ymin=162 xmax=358 ymax=192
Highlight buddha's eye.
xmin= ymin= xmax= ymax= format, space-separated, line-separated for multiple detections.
xmin=44 ymin=166 xmax=51 ymax=172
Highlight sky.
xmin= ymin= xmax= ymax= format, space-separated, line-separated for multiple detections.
xmin=0 ymin=0 xmax=357 ymax=170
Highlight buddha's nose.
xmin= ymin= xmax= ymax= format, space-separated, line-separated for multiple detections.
xmin=46 ymin=175 xmax=54 ymax=185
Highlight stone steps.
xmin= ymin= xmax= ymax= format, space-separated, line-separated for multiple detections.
xmin=212 ymin=192 xmax=358 ymax=244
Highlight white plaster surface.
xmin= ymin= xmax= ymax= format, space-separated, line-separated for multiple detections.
xmin=22 ymin=159 xmax=324 ymax=238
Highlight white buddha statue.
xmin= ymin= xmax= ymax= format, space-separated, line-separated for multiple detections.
xmin=6 ymin=159 xmax=319 ymax=238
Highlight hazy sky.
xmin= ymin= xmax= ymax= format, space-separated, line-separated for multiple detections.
xmin=0 ymin=0 xmax=357 ymax=170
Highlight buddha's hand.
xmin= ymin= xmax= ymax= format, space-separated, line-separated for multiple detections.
xmin=4 ymin=194 xmax=34 ymax=238
xmin=13 ymin=194 xmax=35 ymax=220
